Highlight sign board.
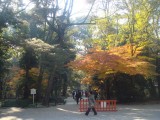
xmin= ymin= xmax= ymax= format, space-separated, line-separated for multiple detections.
xmin=30 ymin=88 xmax=36 ymax=104
xmin=30 ymin=88 xmax=36 ymax=94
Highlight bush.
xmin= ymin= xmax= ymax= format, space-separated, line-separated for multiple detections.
xmin=1 ymin=99 xmax=17 ymax=107
xmin=1 ymin=99 xmax=33 ymax=108
xmin=50 ymin=96 xmax=66 ymax=105
xmin=114 ymin=74 xmax=146 ymax=103
xmin=16 ymin=99 xmax=32 ymax=107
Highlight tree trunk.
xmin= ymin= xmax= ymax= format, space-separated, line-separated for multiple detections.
xmin=148 ymin=79 xmax=157 ymax=98
xmin=0 ymin=81 xmax=2 ymax=99
xmin=156 ymin=54 xmax=160 ymax=98
xmin=62 ymin=82 xmax=67 ymax=97
xmin=42 ymin=72 xmax=54 ymax=106
xmin=23 ymin=68 xmax=30 ymax=99
xmin=36 ymin=66 xmax=44 ymax=102
xmin=62 ymin=73 xmax=68 ymax=96
xmin=157 ymin=76 xmax=160 ymax=98
xmin=106 ymin=80 xmax=111 ymax=100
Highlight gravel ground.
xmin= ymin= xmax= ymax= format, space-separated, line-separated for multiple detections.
xmin=0 ymin=97 xmax=160 ymax=120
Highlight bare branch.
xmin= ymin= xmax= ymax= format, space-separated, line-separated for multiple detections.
xmin=68 ymin=22 xmax=95 ymax=26
xmin=82 ymin=0 xmax=96 ymax=23
xmin=15 ymin=1 xmax=33 ymax=15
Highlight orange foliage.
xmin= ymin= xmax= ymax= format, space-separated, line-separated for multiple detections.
xmin=68 ymin=44 xmax=156 ymax=83
xmin=9 ymin=67 xmax=48 ymax=90
xmin=81 ymin=76 xmax=92 ymax=84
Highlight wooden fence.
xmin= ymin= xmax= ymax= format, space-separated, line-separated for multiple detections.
xmin=79 ymin=99 xmax=117 ymax=112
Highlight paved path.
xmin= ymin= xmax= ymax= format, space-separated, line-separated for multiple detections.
xmin=0 ymin=97 xmax=160 ymax=120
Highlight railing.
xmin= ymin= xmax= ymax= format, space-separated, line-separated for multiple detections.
xmin=79 ymin=99 xmax=117 ymax=112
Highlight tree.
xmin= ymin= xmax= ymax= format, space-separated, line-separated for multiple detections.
xmin=19 ymin=46 xmax=38 ymax=99
xmin=69 ymin=45 xmax=156 ymax=78
xmin=0 ymin=0 xmax=21 ymax=99
xmin=24 ymin=0 xmax=96 ymax=105
xmin=25 ymin=38 xmax=76 ymax=105
xmin=68 ymin=44 xmax=157 ymax=99
xmin=149 ymin=0 xmax=160 ymax=98
xmin=0 ymin=38 xmax=10 ymax=99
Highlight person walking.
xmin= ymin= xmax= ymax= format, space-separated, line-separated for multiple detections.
xmin=75 ymin=90 xmax=81 ymax=104
xmin=85 ymin=91 xmax=97 ymax=116
xmin=72 ymin=90 xmax=76 ymax=99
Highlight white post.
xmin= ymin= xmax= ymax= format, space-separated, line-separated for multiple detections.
xmin=33 ymin=94 xmax=34 ymax=104
xmin=30 ymin=88 xmax=36 ymax=105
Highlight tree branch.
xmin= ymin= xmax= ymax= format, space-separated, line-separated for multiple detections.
xmin=82 ymin=0 xmax=96 ymax=23
xmin=68 ymin=22 xmax=95 ymax=26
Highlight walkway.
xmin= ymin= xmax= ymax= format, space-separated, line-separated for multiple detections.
xmin=0 ymin=97 xmax=160 ymax=120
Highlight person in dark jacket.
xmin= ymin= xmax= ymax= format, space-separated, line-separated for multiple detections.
xmin=85 ymin=91 xmax=97 ymax=116
xmin=75 ymin=90 xmax=81 ymax=104
xmin=72 ymin=90 xmax=76 ymax=99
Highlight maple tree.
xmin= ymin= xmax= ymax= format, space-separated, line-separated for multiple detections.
xmin=68 ymin=44 xmax=157 ymax=84
xmin=8 ymin=67 xmax=48 ymax=98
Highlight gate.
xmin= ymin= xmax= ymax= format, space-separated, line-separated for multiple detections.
xmin=79 ymin=99 xmax=117 ymax=112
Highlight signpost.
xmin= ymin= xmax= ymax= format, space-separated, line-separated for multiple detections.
xmin=30 ymin=88 xmax=36 ymax=104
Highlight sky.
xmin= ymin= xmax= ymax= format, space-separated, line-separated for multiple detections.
xmin=71 ymin=0 xmax=90 ymax=18
xmin=23 ymin=0 xmax=90 ymax=18
xmin=22 ymin=0 xmax=124 ymax=23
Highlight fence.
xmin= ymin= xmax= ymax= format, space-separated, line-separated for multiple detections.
xmin=79 ymin=99 xmax=117 ymax=112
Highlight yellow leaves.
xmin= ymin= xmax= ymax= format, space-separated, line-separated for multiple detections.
xmin=30 ymin=68 xmax=39 ymax=76
xmin=81 ymin=76 xmax=92 ymax=84
xmin=135 ymin=11 xmax=149 ymax=30
xmin=68 ymin=44 xmax=157 ymax=84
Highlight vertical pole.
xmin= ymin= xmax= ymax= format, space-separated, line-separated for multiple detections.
xmin=33 ymin=94 xmax=34 ymax=104
xmin=80 ymin=99 xmax=81 ymax=112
